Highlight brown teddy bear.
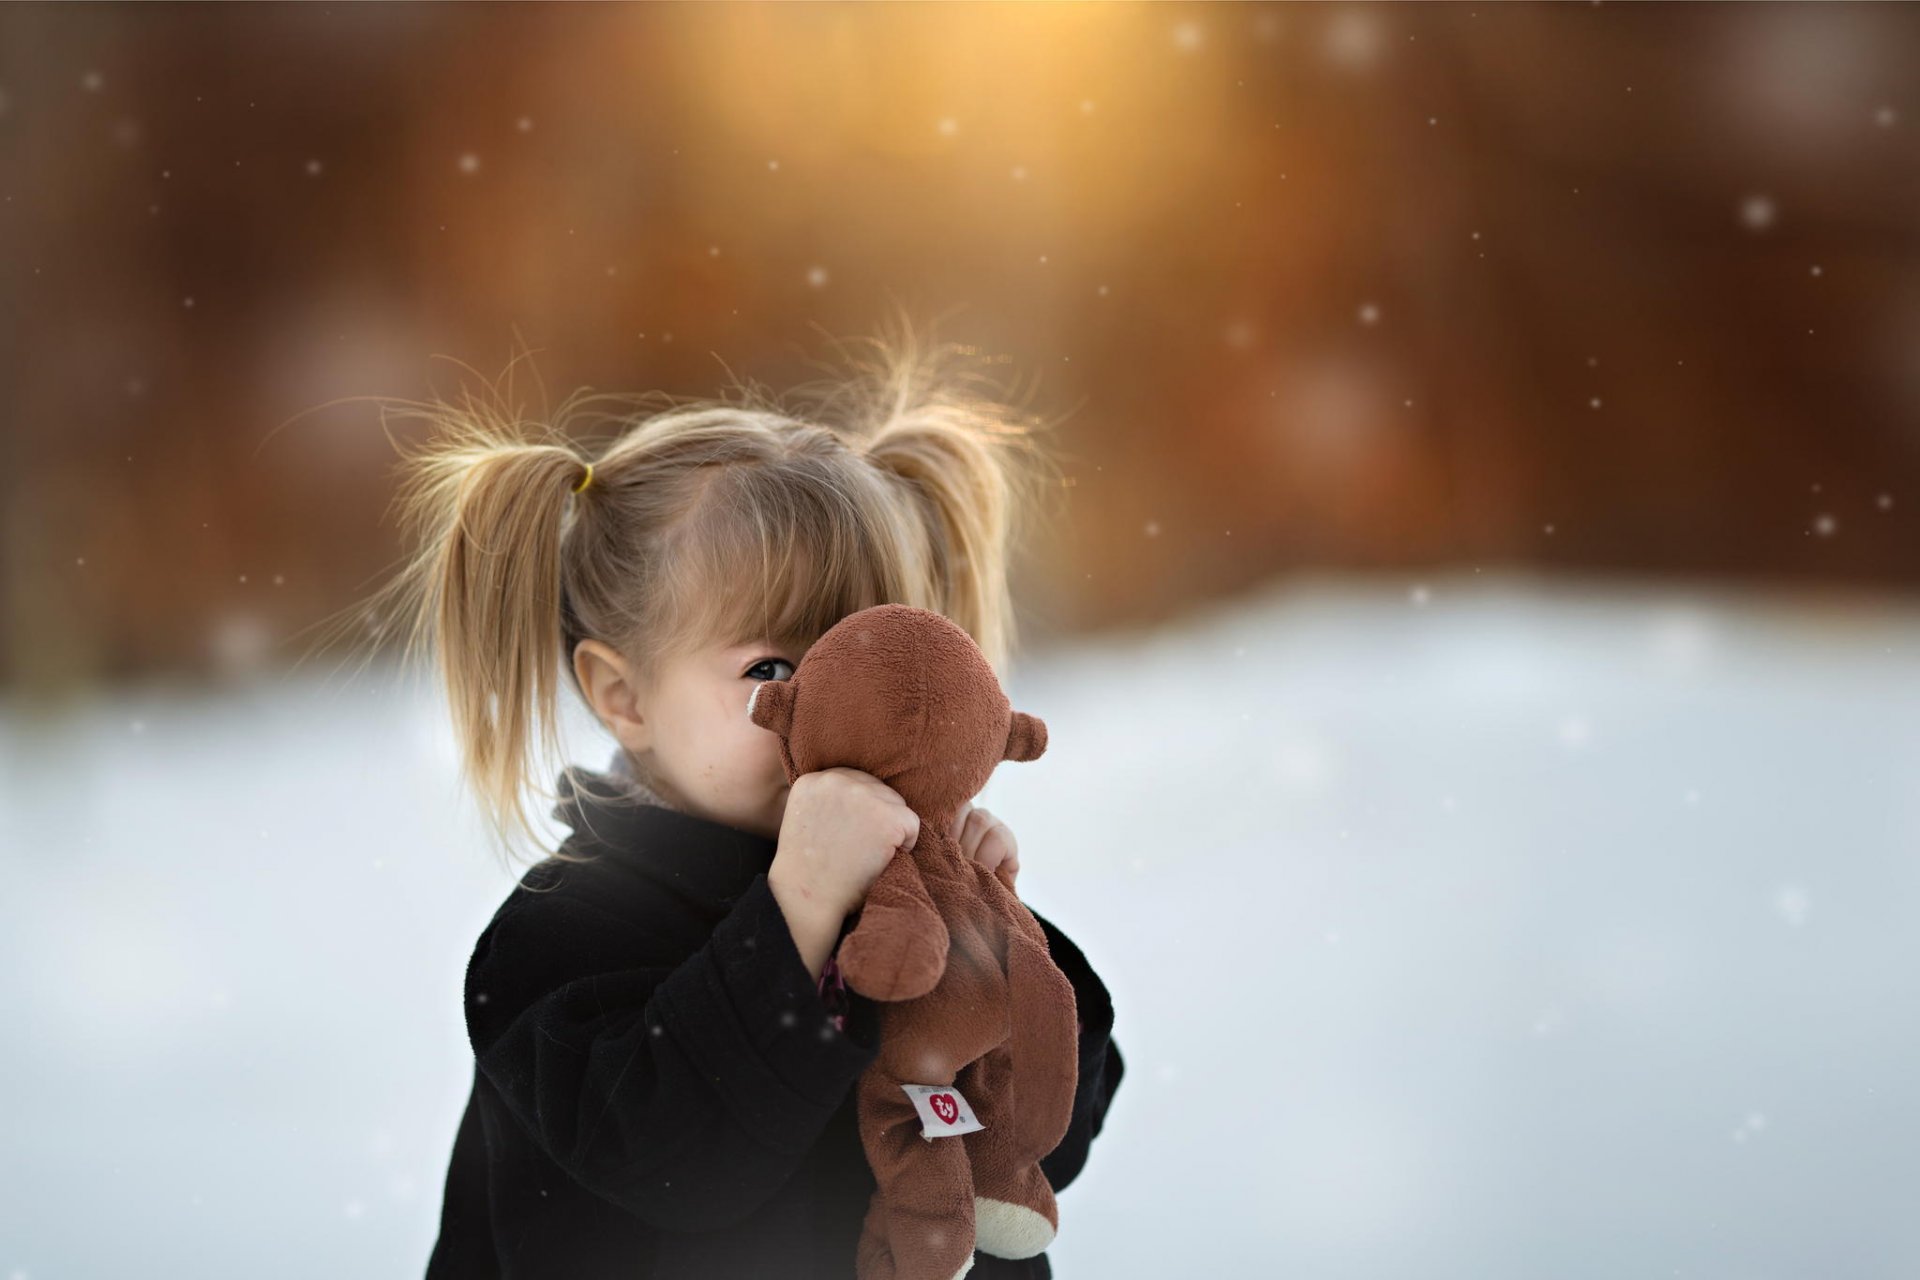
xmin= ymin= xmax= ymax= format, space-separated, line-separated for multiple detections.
xmin=746 ymin=603 xmax=1081 ymax=1280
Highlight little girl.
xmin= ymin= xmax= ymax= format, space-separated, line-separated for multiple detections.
xmin=376 ymin=327 xmax=1124 ymax=1278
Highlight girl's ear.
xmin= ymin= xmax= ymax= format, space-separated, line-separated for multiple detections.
xmin=747 ymin=679 xmax=796 ymax=735
xmin=1003 ymin=710 xmax=1047 ymax=762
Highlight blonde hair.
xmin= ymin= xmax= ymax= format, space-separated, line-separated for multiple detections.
xmin=311 ymin=313 xmax=1066 ymax=871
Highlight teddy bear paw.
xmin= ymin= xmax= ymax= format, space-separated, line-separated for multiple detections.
xmin=836 ymin=909 xmax=946 ymax=1001
xmin=972 ymin=1196 xmax=1056 ymax=1259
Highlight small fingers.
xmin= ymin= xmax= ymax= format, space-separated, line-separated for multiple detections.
xmin=949 ymin=800 xmax=973 ymax=844
xmin=963 ymin=807 xmax=995 ymax=859
xmin=949 ymin=804 xmax=1021 ymax=890
xmin=953 ymin=805 xmax=987 ymax=855
xmin=969 ymin=809 xmax=1014 ymax=869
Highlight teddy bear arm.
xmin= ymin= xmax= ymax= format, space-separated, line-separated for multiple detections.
xmin=836 ymin=854 xmax=950 ymax=1002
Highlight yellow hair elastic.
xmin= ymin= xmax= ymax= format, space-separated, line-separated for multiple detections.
xmin=572 ymin=462 xmax=594 ymax=494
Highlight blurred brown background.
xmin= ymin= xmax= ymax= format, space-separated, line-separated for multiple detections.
xmin=5 ymin=1 xmax=1918 ymax=698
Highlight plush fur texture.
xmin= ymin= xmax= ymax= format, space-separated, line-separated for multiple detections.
xmin=747 ymin=604 xmax=1080 ymax=1280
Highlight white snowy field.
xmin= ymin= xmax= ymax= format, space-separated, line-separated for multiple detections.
xmin=4 ymin=569 xmax=1920 ymax=1279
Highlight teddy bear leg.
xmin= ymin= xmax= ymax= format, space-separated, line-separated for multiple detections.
xmin=971 ymin=1169 xmax=1058 ymax=1260
xmin=959 ymin=1054 xmax=1060 ymax=1260
xmin=858 ymin=1195 xmax=977 ymax=1280
xmin=855 ymin=1068 xmax=980 ymax=1280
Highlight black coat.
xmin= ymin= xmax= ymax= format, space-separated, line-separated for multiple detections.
xmin=425 ymin=761 xmax=1125 ymax=1279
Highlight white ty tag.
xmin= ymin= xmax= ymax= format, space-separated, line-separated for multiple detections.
xmin=899 ymin=1082 xmax=986 ymax=1142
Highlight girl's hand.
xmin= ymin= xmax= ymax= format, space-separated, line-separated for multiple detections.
xmin=950 ymin=800 xmax=1019 ymax=893
xmin=771 ymin=767 xmax=920 ymax=922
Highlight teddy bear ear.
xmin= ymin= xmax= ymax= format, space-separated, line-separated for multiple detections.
xmin=1004 ymin=710 xmax=1048 ymax=762
xmin=747 ymin=679 xmax=796 ymax=735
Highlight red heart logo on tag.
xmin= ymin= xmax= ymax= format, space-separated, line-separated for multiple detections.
xmin=930 ymin=1093 xmax=959 ymax=1125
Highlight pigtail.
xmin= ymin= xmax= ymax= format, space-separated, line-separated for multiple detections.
xmin=823 ymin=311 xmax=1066 ymax=676
xmin=867 ymin=423 xmax=1016 ymax=673
xmin=313 ymin=376 xmax=599 ymax=868
xmin=419 ymin=438 xmax=590 ymax=862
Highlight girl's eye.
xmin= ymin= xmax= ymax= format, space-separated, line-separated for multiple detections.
xmin=745 ymin=657 xmax=795 ymax=682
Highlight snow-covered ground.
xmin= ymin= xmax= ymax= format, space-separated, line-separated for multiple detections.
xmin=5 ymin=570 xmax=1919 ymax=1279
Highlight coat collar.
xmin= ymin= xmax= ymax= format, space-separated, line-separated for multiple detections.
xmin=549 ymin=748 xmax=780 ymax=915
